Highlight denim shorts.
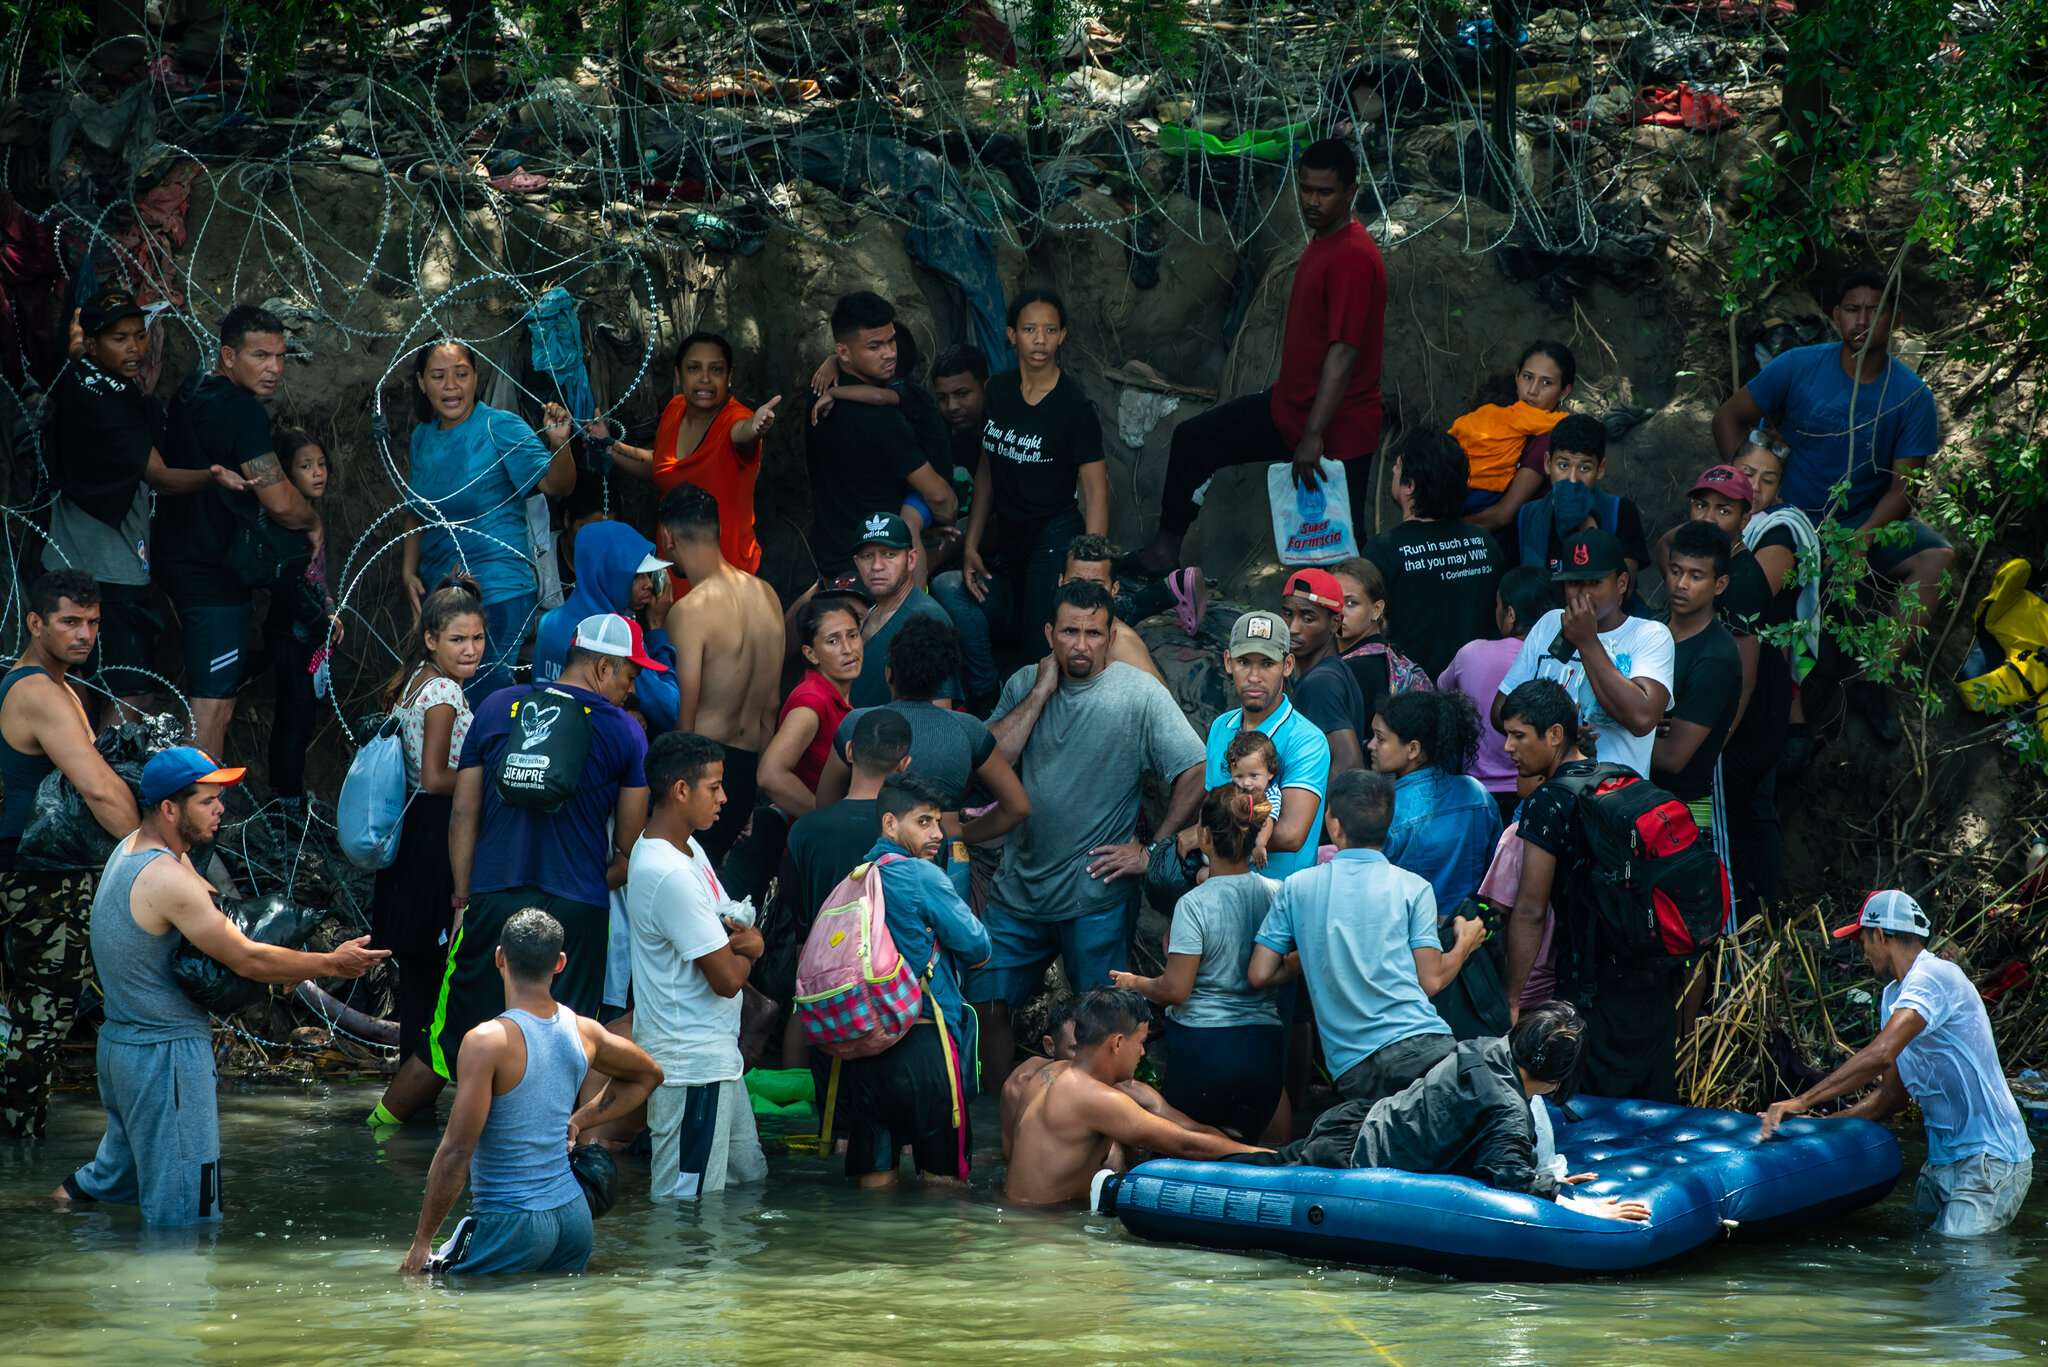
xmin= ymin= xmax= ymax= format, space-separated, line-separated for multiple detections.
xmin=1865 ymin=517 xmax=1950 ymax=577
xmin=961 ymin=900 xmax=1133 ymax=1010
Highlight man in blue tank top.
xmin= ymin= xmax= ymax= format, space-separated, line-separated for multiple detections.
xmin=52 ymin=747 xmax=384 ymax=1224
xmin=401 ymin=908 xmax=663 ymax=1276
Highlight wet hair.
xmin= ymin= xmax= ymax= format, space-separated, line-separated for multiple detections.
xmin=831 ymin=290 xmax=894 ymax=340
xmin=1828 ymin=267 xmax=1894 ymax=313
xmin=1500 ymin=679 xmax=1581 ymax=749
xmin=1224 ymin=730 xmax=1280 ymax=781
xmin=221 ymin=303 xmax=287 ymax=351
xmin=1671 ymin=519 xmax=1732 ymax=581
xmin=1070 ymin=986 xmax=1150 ymax=1049
xmin=410 ymin=338 xmax=482 ymax=423
xmin=878 ymin=771 xmax=948 ymax=824
xmin=274 ymin=427 xmax=322 ymax=473
xmin=1549 ymin=413 xmax=1608 ymax=462
xmin=1517 ymin=339 xmax=1578 ymax=391
xmin=1330 ymin=556 xmax=1387 ymax=611
xmin=849 ymin=707 xmax=913 ymax=774
xmin=647 ymin=731 xmax=725 ymax=803
xmin=1043 ymin=997 xmax=1077 ymax=1047
xmin=673 ymin=329 xmax=733 ymax=372
xmin=658 ymin=482 xmax=720 ymax=546
xmin=1298 ymin=136 xmax=1359 ymax=186
xmin=1047 ymin=578 xmax=1114 ymax=628
xmin=1510 ymin=1000 xmax=1587 ymax=1100
xmin=1496 ymin=567 xmax=1556 ymax=636
xmin=1064 ymin=533 xmax=1119 ymax=570
xmin=382 ymin=574 xmax=485 ymax=707
xmin=1325 ymin=769 xmax=1394 ymax=847
xmin=1195 ymin=783 xmax=1268 ymax=865
xmin=886 ymin=614 xmax=960 ymax=702
xmin=1006 ymin=288 xmax=1067 ymax=329
xmin=1395 ymin=429 xmax=1471 ymax=521
xmin=500 ymin=908 xmax=566 ymax=982
xmin=28 ymin=568 xmax=99 ymax=619
xmin=931 ymin=343 xmax=989 ymax=383
xmin=797 ymin=594 xmax=862 ymax=649
xmin=1381 ymin=689 xmax=1482 ymax=776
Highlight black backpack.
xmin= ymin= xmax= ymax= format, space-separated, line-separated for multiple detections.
xmin=1550 ymin=762 xmax=1730 ymax=964
xmin=494 ymin=685 xmax=594 ymax=812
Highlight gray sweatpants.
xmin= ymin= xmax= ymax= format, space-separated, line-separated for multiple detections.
xmin=66 ymin=1036 xmax=222 ymax=1226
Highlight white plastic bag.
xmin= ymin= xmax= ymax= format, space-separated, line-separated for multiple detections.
xmin=1266 ymin=458 xmax=1358 ymax=565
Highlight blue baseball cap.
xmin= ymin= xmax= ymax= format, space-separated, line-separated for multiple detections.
xmin=140 ymin=746 xmax=246 ymax=806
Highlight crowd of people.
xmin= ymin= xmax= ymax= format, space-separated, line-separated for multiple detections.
xmin=11 ymin=136 xmax=2033 ymax=1271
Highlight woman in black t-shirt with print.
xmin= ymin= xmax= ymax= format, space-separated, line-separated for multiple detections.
xmin=932 ymin=290 xmax=1109 ymax=701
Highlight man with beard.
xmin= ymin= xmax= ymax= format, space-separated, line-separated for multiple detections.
xmin=966 ymin=581 xmax=1207 ymax=1088
xmin=0 ymin=571 xmax=141 ymax=1136
xmin=53 ymin=748 xmax=384 ymax=1223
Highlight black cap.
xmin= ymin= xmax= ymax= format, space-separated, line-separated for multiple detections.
xmin=79 ymin=289 xmax=145 ymax=336
xmin=1554 ymin=529 xmax=1627 ymax=581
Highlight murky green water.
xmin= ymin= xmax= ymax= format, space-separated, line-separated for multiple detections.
xmin=5 ymin=1085 xmax=2048 ymax=1365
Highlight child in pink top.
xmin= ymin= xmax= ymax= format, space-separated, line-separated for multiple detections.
xmin=1436 ymin=567 xmax=1559 ymax=820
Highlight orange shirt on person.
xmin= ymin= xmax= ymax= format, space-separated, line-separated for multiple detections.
xmin=652 ymin=394 xmax=761 ymax=572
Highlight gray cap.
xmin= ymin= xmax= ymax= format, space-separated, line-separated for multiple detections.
xmin=1228 ymin=610 xmax=1290 ymax=661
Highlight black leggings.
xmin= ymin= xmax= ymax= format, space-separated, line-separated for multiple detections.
xmin=266 ymin=621 xmax=319 ymax=799
xmin=1158 ymin=389 xmax=1374 ymax=539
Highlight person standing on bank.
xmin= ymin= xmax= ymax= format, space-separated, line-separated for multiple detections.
xmin=155 ymin=304 xmax=322 ymax=759
xmin=0 ymin=571 xmax=141 ymax=1137
xmin=365 ymin=577 xmax=485 ymax=1130
xmin=400 ymin=909 xmax=664 ymax=1275
xmin=48 ymin=292 xmax=252 ymax=720
xmin=932 ymin=290 xmax=1108 ymax=705
xmin=1139 ymin=138 xmax=1386 ymax=572
xmin=400 ymin=339 xmax=578 ymax=701
xmin=54 ymin=748 xmax=384 ymax=1225
xmin=1761 ymin=892 xmax=2033 ymax=1237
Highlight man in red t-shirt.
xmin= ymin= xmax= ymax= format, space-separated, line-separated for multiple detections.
xmin=608 ymin=332 xmax=781 ymax=574
xmin=1139 ymin=139 xmax=1387 ymax=572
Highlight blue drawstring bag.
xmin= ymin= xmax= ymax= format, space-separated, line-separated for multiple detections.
xmin=338 ymin=716 xmax=410 ymax=869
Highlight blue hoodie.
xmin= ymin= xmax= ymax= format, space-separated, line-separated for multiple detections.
xmin=533 ymin=520 xmax=679 ymax=731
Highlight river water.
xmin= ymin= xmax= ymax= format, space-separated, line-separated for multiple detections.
xmin=5 ymin=1084 xmax=2047 ymax=1365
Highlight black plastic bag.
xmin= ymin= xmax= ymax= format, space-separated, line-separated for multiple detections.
xmin=15 ymin=714 xmax=179 ymax=872
xmin=172 ymin=893 xmax=329 ymax=1014
xmin=571 ymin=1142 xmax=618 ymax=1219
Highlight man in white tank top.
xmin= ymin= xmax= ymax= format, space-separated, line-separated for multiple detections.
xmin=401 ymin=908 xmax=663 ymax=1276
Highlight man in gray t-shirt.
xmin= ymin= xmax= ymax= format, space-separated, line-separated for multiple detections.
xmin=966 ymin=581 xmax=1206 ymax=1087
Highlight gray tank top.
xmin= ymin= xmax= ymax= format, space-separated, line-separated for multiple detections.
xmin=92 ymin=837 xmax=211 ymax=1045
xmin=470 ymin=1006 xmax=589 ymax=1213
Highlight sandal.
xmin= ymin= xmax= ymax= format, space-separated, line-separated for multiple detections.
xmin=1168 ymin=566 xmax=1207 ymax=637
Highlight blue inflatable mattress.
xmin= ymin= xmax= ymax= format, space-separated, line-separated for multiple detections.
xmin=1094 ymin=1095 xmax=1901 ymax=1278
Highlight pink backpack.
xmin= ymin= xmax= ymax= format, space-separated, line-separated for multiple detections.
xmin=1345 ymin=639 xmax=1435 ymax=697
xmin=795 ymin=856 xmax=926 ymax=1059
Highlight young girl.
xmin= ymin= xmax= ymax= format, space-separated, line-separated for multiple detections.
xmin=1331 ymin=556 xmax=1430 ymax=727
xmin=1111 ymin=786 xmax=1286 ymax=1142
xmin=1461 ymin=341 xmax=1577 ymax=543
xmin=266 ymin=429 xmax=341 ymax=822
xmin=1370 ymin=689 xmax=1501 ymax=913
xmin=1438 ymin=566 xmax=1559 ymax=825
xmin=1224 ymin=730 xmax=1284 ymax=868
xmin=367 ymin=576 xmax=486 ymax=1127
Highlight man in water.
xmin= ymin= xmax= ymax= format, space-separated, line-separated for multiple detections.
xmin=1004 ymin=987 xmax=1262 ymax=1205
xmin=402 ymin=909 xmax=664 ymax=1274
xmin=659 ymin=483 xmax=785 ymax=862
xmin=53 ymin=747 xmax=384 ymax=1225
xmin=0 ymin=571 xmax=140 ymax=1137
xmin=1000 ymin=997 xmax=1203 ymax=1161
xmin=1227 ymin=1001 xmax=1650 ymax=1223
xmin=1761 ymin=891 xmax=2033 ymax=1236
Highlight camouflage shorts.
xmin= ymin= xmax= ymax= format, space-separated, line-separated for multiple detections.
xmin=0 ymin=867 xmax=96 ymax=1139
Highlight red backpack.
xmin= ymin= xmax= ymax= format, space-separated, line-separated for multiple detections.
xmin=1550 ymin=763 xmax=1730 ymax=962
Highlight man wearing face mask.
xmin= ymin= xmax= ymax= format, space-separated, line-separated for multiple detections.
xmin=1494 ymin=530 xmax=1674 ymax=780
xmin=432 ymin=614 xmax=658 ymax=1083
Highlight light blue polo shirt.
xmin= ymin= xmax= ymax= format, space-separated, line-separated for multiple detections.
xmin=1205 ymin=696 xmax=1332 ymax=880
xmin=1255 ymin=848 xmax=1447 ymax=1077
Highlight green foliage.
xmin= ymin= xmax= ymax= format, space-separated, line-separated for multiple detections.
xmin=1 ymin=0 xmax=89 ymax=66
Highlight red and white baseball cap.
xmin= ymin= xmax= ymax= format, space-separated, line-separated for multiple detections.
xmin=1831 ymin=889 xmax=1932 ymax=939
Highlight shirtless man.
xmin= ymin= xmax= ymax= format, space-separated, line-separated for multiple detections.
xmin=1005 ymin=987 xmax=1264 ymax=1205
xmin=1058 ymin=536 xmax=1164 ymax=683
xmin=659 ymin=483 xmax=785 ymax=863
xmin=1000 ymin=998 xmax=1192 ymax=1162
xmin=0 ymin=570 xmax=142 ymax=1137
